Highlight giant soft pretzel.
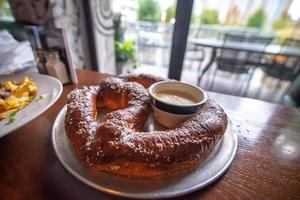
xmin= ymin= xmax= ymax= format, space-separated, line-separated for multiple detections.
xmin=65 ymin=74 xmax=228 ymax=177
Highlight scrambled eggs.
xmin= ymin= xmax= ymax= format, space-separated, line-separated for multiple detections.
xmin=0 ymin=76 xmax=37 ymax=121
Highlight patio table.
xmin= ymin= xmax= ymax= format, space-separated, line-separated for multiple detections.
xmin=190 ymin=38 xmax=300 ymax=83
xmin=0 ymin=69 xmax=299 ymax=200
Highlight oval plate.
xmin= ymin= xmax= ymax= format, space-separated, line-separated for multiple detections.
xmin=0 ymin=73 xmax=62 ymax=137
xmin=52 ymin=106 xmax=237 ymax=199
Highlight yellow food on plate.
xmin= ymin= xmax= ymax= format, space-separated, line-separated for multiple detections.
xmin=0 ymin=76 xmax=37 ymax=121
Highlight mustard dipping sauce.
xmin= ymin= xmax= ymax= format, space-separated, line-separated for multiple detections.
xmin=153 ymin=90 xmax=198 ymax=105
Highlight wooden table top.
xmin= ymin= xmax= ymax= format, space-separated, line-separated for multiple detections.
xmin=1 ymin=70 xmax=300 ymax=200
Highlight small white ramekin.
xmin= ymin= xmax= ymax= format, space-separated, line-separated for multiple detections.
xmin=148 ymin=81 xmax=207 ymax=128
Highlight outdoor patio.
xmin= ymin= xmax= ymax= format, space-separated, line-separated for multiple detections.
xmin=134 ymin=47 xmax=289 ymax=103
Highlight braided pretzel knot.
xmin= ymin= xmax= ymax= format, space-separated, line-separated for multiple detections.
xmin=65 ymin=75 xmax=227 ymax=177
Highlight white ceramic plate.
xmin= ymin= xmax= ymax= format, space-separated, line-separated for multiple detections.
xmin=52 ymin=106 xmax=238 ymax=199
xmin=0 ymin=73 xmax=62 ymax=137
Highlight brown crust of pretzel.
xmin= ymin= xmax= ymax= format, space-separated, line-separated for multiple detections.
xmin=65 ymin=75 xmax=227 ymax=177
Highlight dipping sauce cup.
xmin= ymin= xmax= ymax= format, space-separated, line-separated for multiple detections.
xmin=148 ymin=81 xmax=207 ymax=128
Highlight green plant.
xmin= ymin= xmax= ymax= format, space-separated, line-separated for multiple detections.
xmin=273 ymin=12 xmax=293 ymax=30
xmin=165 ymin=4 xmax=196 ymax=24
xmin=0 ymin=0 xmax=5 ymax=10
xmin=190 ymin=13 xmax=197 ymax=24
xmin=113 ymin=12 xmax=138 ymax=68
xmin=200 ymin=9 xmax=219 ymax=25
xmin=166 ymin=4 xmax=176 ymax=23
xmin=0 ymin=0 xmax=12 ymax=16
xmin=138 ymin=0 xmax=161 ymax=22
xmin=247 ymin=8 xmax=266 ymax=28
xmin=115 ymin=40 xmax=138 ymax=68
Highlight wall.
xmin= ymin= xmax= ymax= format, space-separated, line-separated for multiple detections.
xmin=8 ymin=0 xmax=116 ymax=73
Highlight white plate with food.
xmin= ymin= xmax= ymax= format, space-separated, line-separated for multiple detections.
xmin=52 ymin=107 xmax=237 ymax=199
xmin=52 ymin=75 xmax=237 ymax=199
xmin=0 ymin=73 xmax=62 ymax=137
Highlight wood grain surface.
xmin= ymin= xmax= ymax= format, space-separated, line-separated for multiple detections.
xmin=0 ymin=70 xmax=299 ymax=200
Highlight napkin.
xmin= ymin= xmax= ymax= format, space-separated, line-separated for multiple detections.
xmin=0 ymin=30 xmax=36 ymax=75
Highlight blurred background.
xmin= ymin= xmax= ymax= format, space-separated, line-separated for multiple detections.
xmin=0 ymin=0 xmax=300 ymax=106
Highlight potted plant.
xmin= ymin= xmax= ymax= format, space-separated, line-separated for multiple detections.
xmin=114 ymin=13 xmax=138 ymax=75
xmin=115 ymin=40 xmax=138 ymax=75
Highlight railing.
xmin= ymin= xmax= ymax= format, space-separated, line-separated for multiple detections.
xmin=124 ymin=22 xmax=271 ymax=47
xmin=122 ymin=21 xmax=272 ymax=68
